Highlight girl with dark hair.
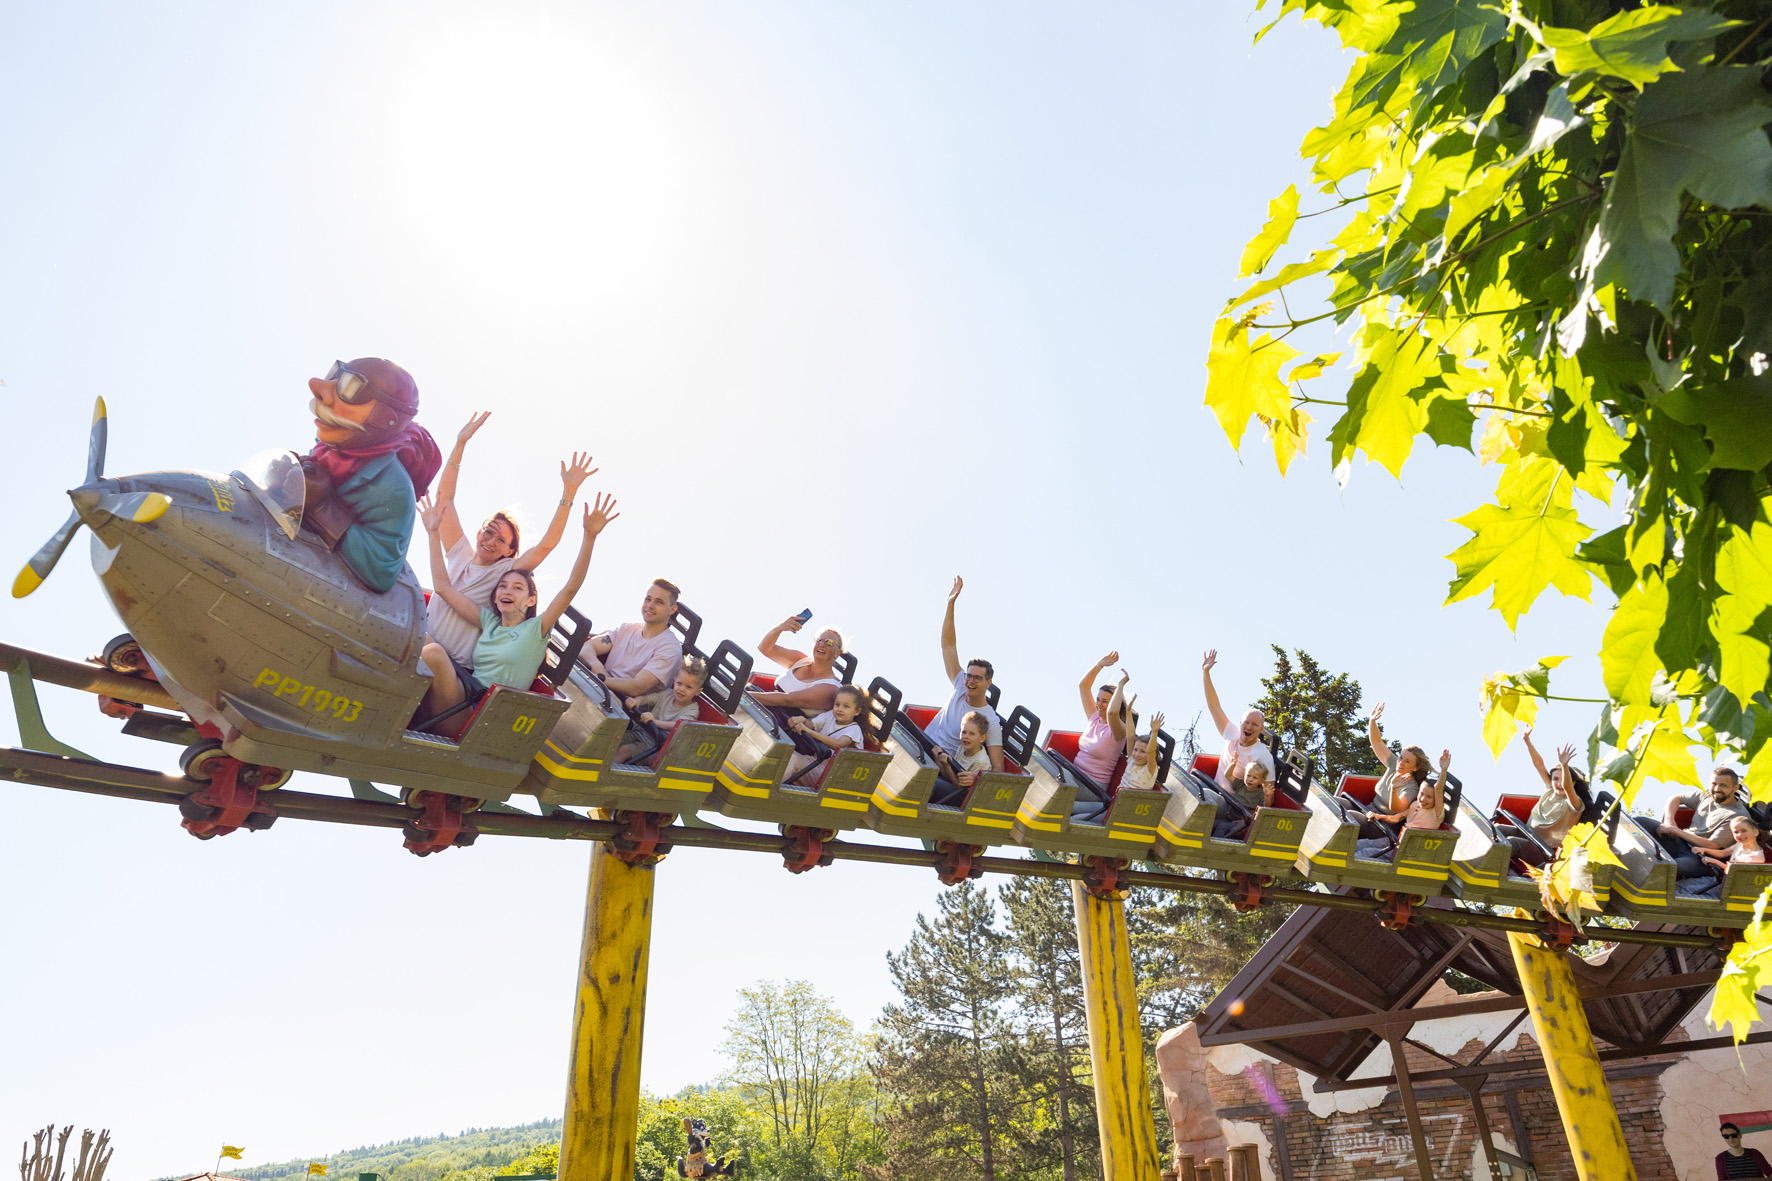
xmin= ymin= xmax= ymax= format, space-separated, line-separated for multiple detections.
xmin=1509 ymin=727 xmax=1596 ymax=865
xmin=416 ymin=492 xmax=617 ymax=721
xmin=784 ymin=684 xmax=871 ymax=782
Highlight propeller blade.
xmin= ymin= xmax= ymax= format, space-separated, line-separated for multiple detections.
xmin=12 ymin=510 xmax=82 ymax=598
xmin=101 ymin=491 xmax=170 ymax=524
xmin=86 ymin=397 xmax=107 ymax=484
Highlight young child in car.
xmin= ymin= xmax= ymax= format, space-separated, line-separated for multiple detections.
xmin=784 ymin=684 xmax=871 ymax=784
xmin=1120 ymin=710 xmax=1165 ymax=791
xmin=615 ymin=654 xmax=711 ymax=764
xmin=1700 ymin=812 xmax=1771 ymax=873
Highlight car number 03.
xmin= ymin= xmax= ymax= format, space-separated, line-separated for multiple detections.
xmin=512 ymin=715 xmax=537 ymax=735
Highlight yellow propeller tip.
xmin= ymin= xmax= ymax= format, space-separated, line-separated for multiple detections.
xmin=131 ymin=492 xmax=171 ymax=523
xmin=92 ymin=397 xmax=107 ymax=424
xmin=12 ymin=567 xmax=43 ymax=598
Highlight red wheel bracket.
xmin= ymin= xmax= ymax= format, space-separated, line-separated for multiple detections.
xmin=180 ymin=758 xmax=279 ymax=839
xmin=1081 ymin=855 xmax=1129 ymax=900
xmin=1539 ymin=913 xmax=1579 ymax=950
xmin=1376 ymin=890 xmax=1422 ymax=931
xmin=403 ymin=792 xmax=480 ymax=857
xmin=936 ymin=841 xmax=986 ymax=886
xmin=612 ymin=810 xmax=675 ymax=865
xmin=781 ymin=826 xmax=835 ymax=874
xmin=1227 ymin=872 xmax=1273 ymax=912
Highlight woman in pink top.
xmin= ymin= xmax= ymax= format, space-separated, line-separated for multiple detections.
xmin=1073 ymin=652 xmax=1131 ymax=786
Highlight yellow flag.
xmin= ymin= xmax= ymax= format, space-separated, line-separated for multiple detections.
xmin=309 ymin=1166 xmax=327 ymax=1176
xmin=220 ymin=1148 xmax=244 ymax=1161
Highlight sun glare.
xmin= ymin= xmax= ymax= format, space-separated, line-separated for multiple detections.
xmin=362 ymin=12 xmax=712 ymax=308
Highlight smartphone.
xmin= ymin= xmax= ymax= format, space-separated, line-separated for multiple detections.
xmin=794 ymin=608 xmax=813 ymax=623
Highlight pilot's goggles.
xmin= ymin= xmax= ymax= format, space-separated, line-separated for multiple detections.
xmin=325 ymin=361 xmax=376 ymax=405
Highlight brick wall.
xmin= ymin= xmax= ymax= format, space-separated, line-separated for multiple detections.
xmin=1201 ymin=1033 xmax=1681 ymax=1181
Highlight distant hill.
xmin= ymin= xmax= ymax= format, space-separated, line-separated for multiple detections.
xmin=157 ymin=1120 xmax=562 ymax=1181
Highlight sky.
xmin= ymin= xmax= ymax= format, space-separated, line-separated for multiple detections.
xmin=0 ymin=2 xmax=1701 ymax=1177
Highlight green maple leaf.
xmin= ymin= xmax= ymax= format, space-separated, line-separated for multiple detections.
xmin=1204 ymin=318 xmax=1298 ymax=450
xmin=1635 ymin=717 xmax=1698 ymax=791
xmin=1602 ymin=574 xmax=1668 ymax=707
xmin=1227 ymin=249 xmax=1341 ymax=312
xmin=1586 ymin=66 xmax=1772 ymax=313
xmin=1660 ymin=378 xmax=1772 ymax=472
xmin=1710 ymin=890 xmax=1772 ymax=1043
xmin=1445 ymin=463 xmax=1594 ymax=628
xmin=1239 ymin=186 xmax=1299 ymax=278
xmin=1349 ymin=0 xmax=1508 ymax=117
xmin=1331 ymin=330 xmax=1439 ymax=475
xmin=1543 ymin=6 xmax=1741 ymax=89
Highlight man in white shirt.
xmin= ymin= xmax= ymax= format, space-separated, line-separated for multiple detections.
xmin=1201 ymin=649 xmax=1275 ymax=809
xmin=925 ymin=576 xmax=1004 ymax=803
xmin=586 ymin=578 xmax=684 ymax=697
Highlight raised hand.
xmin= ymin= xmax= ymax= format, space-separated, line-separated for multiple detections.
xmin=1098 ymin=650 xmax=1119 ymax=669
xmin=1118 ymin=670 xmax=1131 ymax=686
xmin=560 ymin=452 xmax=598 ymax=495
xmin=948 ymin=575 xmax=964 ymax=602
xmin=585 ymin=492 xmax=620 ymax=536
xmin=417 ymin=495 xmax=444 ymax=534
xmin=782 ymin=615 xmax=806 ymax=633
xmin=457 ymin=411 xmax=491 ymax=446
xmin=1556 ymin=743 xmax=1577 ymax=767
xmin=1152 ymin=711 xmax=1166 ymax=732
xmin=1439 ymin=748 xmax=1452 ymax=771
xmin=1371 ymin=701 xmax=1387 ymax=723
xmin=1202 ymin=649 xmax=1218 ymax=672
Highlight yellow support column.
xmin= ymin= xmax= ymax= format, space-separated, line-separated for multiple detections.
xmin=1507 ymin=932 xmax=1637 ymax=1181
xmin=560 ymin=841 xmax=657 ymax=1181
xmin=1074 ymin=881 xmax=1163 ymax=1181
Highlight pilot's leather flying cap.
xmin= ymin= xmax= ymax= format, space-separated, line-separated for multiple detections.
xmin=345 ymin=357 xmax=420 ymax=417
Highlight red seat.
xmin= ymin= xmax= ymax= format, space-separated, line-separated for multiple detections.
xmin=1045 ymin=731 xmax=1083 ymax=760
xmin=905 ymin=705 xmax=939 ymax=731
xmin=1497 ymin=794 xmax=1538 ymax=826
xmin=1192 ymin=753 xmax=1303 ymax=812
xmin=1338 ymin=774 xmax=1381 ymax=807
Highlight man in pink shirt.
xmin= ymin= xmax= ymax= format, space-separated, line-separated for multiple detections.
xmin=586 ymin=578 xmax=683 ymax=697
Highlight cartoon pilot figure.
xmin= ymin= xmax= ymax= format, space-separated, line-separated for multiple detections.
xmin=301 ymin=358 xmax=443 ymax=593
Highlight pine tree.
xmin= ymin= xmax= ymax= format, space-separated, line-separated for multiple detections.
xmin=999 ymin=878 xmax=1100 ymax=1181
xmin=872 ymin=882 xmax=1029 ymax=1181
xmin=1254 ymin=646 xmax=1372 ymax=786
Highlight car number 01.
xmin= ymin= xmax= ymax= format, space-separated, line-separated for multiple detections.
xmin=512 ymin=715 xmax=536 ymax=735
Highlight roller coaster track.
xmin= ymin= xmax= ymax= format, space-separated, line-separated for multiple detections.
xmin=0 ymin=743 xmax=1719 ymax=951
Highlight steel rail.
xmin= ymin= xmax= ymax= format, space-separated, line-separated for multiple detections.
xmin=0 ymin=745 xmax=1723 ymax=951
xmin=0 ymin=641 xmax=182 ymax=712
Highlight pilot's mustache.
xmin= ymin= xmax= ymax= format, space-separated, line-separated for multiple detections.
xmin=310 ymin=397 xmax=367 ymax=433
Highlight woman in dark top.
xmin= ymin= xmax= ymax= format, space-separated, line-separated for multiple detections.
xmin=1718 ymin=1122 xmax=1772 ymax=1178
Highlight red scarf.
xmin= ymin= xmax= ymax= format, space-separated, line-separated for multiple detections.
xmin=308 ymin=422 xmax=443 ymax=498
